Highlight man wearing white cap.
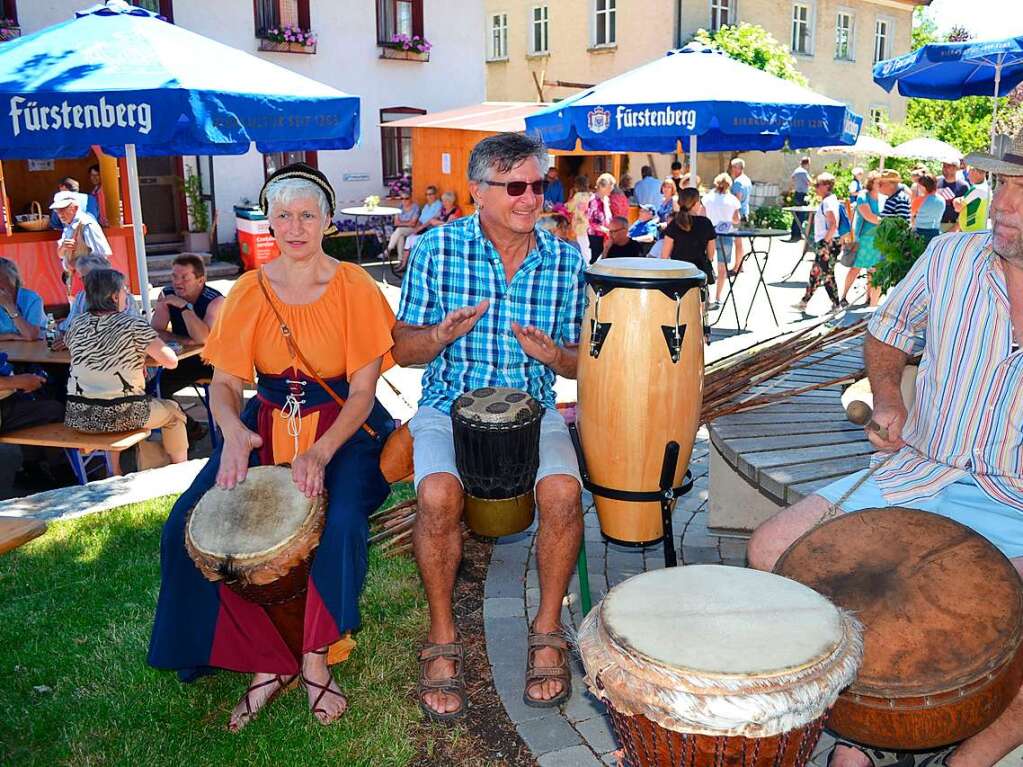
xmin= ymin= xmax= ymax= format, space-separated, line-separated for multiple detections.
xmin=748 ymin=128 xmax=1023 ymax=766
xmin=50 ymin=190 xmax=111 ymax=278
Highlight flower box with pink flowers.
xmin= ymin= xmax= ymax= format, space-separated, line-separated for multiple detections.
xmin=379 ymin=34 xmax=431 ymax=62
xmin=258 ymin=25 xmax=316 ymax=54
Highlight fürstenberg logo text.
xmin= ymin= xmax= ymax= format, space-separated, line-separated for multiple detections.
xmin=9 ymin=96 xmax=153 ymax=137
xmin=615 ymin=105 xmax=697 ymax=132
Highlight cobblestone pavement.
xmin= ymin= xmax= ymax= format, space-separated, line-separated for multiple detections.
xmin=482 ymin=430 xmax=1023 ymax=766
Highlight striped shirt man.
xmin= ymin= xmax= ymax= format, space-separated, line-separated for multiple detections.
xmin=396 ymin=212 xmax=586 ymax=414
xmin=881 ymin=187 xmax=911 ymax=222
xmin=867 ymin=231 xmax=1023 ymax=510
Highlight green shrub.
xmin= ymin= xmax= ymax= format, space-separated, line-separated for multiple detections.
xmin=750 ymin=205 xmax=793 ymax=231
xmin=871 ymin=217 xmax=928 ymax=293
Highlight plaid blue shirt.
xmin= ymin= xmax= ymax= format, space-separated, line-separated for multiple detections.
xmin=397 ymin=213 xmax=587 ymax=414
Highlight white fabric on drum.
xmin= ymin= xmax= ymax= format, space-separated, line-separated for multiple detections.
xmin=577 ymin=565 xmax=863 ymax=739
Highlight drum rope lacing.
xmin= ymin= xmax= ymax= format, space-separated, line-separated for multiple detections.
xmin=820 ymin=453 xmax=895 ymax=525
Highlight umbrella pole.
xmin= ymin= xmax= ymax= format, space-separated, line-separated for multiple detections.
xmin=124 ymin=143 xmax=152 ymax=316
xmin=991 ymin=60 xmax=1003 ymax=151
xmin=689 ymin=135 xmax=699 ymax=188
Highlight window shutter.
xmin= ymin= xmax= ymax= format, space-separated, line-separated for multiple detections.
xmin=412 ymin=0 xmax=424 ymax=37
xmin=298 ymin=0 xmax=310 ymax=31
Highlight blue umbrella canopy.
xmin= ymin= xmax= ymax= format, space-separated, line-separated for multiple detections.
xmin=0 ymin=0 xmax=360 ymax=159
xmin=873 ymin=36 xmax=1023 ymax=100
xmin=525 ymin=44 xmax=862 ymax=154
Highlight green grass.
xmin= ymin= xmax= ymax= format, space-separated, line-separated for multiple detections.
xmin=0 ymin=485 xmax=429 ymax=767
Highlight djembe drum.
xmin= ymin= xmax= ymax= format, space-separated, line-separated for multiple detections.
xmin=776 ymin=508 xmax=1023 ymax=750
xmin=578 ymin=566 xmax=863 ymax=767
xmin=577 ymin=258 xmax=706 ymax=547
xmin=186 ymin=465 xmax=325 ymax=657
xmin=451 ymin=386 xmax=542 ymax=538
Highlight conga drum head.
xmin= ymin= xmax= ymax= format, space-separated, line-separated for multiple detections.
xmin=586 ymin=257 xmax=707 ymax=285
xmin=578 ymin=566 xmax=862 ymax=766
xmin=775 ymin=508 xmax=1023 ymax=750
xmin=186 ymin=465 xmax=325 ymax=591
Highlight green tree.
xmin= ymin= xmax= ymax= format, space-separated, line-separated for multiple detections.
xmin=911 ymin=6 xmax=938 ymax=50
xmin=693 ymin=23 xmax=808 ymax=87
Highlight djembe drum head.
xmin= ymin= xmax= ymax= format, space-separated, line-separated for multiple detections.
xmin=578 ymin=566 xmax=863 ymax=767
xmin=775 ymin=507 xmax=1023 ymax=750
xmin=186 ymin=465 xmax=325 ymax=603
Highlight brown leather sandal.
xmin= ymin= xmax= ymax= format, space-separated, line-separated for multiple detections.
xmin=523 ymin=626 xmax=572 ymax=708
xmin=301 ymin=647 xmax=348 ymax=726
xmin=227 ymin=673 xmax=298 ymax=733
xmin=417 ymin=639 xmax=467 ymax=722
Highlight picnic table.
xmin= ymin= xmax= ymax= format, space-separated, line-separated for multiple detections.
xmin=0 ymin=516 xmax=46 ymax=555
xmin=705 ymin=333 xmax=870 ymax=533
xmin=3 ymin=335 xmax=204 ymax=365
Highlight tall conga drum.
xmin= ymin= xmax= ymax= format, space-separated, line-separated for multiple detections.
xmin=578 ymin=566 xmax=863 ymax=766
xmin=776 ymin=508 xmax=1023 ymax=750
xmin=577 ymin=258 xmax=706 ymax=545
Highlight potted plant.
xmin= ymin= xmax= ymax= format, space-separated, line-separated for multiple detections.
xmin=380 ymin=33 xmax=432 ymax=61
xmin=0 ymin=18 xmax=20 ymax=42
xmin=260 ymin=25 xmax=317 ymax=54
xmin=181 ymin=169 xmax=211 ymax=252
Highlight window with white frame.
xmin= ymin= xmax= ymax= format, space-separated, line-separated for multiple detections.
xmin=593 ymin=0 xmax=615 ymax=47
xmin=869 ymin=106 xmax=889 ymax=129
xmin=530 ymin=5 xmax=549 ymax=55
xmin=488 ymin=12 xmax=508 ymax=60
xmin=873 ymin=17 xmax=892 ymax=64
xmin=791 ymin=3 xmax=812 ymax=55
xmin=710 ymin=0 xmax=734 ymax=32
xmin=835 ymin=11 xmax=854 ymax=60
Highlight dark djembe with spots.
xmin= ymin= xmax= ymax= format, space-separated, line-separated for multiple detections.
xmin=451 ymin=386 xmax=542 ymax=537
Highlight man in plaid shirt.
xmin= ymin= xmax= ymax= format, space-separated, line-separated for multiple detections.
xmin=394 ymin=133 xmax=586 ymax=722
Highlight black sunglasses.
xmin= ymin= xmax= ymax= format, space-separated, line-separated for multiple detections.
xmin=483 ymin=179 xmax=545 ymax=197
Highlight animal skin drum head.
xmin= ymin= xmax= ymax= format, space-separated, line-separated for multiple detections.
xmin=188 ymin=465 xmax=318 ymax=562
xmin=453 ymin=386 xmax=540 ymax=426
xmin=601 ymin=566 xmax=844 ymax=677
xmin=577 ymin=565 xmax=863 ymax=739
xmin=587 ymin=257 xmax=705 ymax=280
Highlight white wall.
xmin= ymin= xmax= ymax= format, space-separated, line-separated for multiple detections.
xmin=16 ymin=0 xmax=486 ymax=242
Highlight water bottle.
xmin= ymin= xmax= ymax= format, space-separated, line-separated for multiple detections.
xmin=45 ymin=313 xmax=57 ymax=349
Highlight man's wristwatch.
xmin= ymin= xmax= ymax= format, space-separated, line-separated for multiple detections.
xmin=183 ymin=302 xmax=194 ymax=313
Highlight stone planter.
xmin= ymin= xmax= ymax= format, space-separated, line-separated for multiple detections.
xmin=183 ymin=231 xmax=211 ymax=253
xmin=259 ymin=39 xmax=316 ymax=54
xmin=378 ymin=46 xmax=429 ymax=62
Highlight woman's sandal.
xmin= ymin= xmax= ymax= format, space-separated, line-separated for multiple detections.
xmin=523 ymin=626 xmax=572 ymax=708
xmin=301 ymin=648 xmax=348 ymax=726
xmin=417 ymin=639 xmax=468 ymax=722
xmin=227 ymin=673 xmax=298 ymax=733
xmin=826 ymin=738 xmax=915 ymax=767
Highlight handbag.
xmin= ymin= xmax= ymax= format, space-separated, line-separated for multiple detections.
xmin=840 ymin=239 xmax=859 ymax=267
xmin=256 ymin=270 xmax=414 ymax=484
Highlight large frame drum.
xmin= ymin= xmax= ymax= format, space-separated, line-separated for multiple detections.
xmin=578 ymin=566 xmax=863 ymax=767
xmin=577 ymin=258 xmax=706 ymax=546
xmin=776 ymin=508 xmax=1023 ymax=750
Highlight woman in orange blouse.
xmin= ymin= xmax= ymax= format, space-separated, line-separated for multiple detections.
xmin=148 ymin=164 xmax=397 ymax=731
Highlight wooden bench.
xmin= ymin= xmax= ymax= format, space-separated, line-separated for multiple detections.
xmin=0 ymin=516 xmax=46 ymax=555
xmin=706 ymin=335 xmax=870 ymax=534
xmin=0 ymin=423 xmax=150 ymax=485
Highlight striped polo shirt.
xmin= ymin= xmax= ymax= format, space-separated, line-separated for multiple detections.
xmin=868 ymin=231 xmax=1023 ymax=510
xmin=397 ymin=212 xmax=587 ymax=414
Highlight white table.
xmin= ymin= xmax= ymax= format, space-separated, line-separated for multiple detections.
xmin=339 ymin=206 xmax=401 ymax=265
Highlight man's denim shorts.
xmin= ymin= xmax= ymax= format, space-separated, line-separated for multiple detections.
xmin=408 ymin=405 xmax=582 ymax=491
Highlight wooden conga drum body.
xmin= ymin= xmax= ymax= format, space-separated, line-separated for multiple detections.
xmin=577 ymin=258 xmax=706 ymax=545
xmin=451 ymin=387 xmax=542 ymax=538
xmin=578 ymin=566 xmax=863 ymax=767
xmin=186 ymin=465 xmax=325 ymax=657
xmin=776 ymin=508 xmax=1023 ymax=750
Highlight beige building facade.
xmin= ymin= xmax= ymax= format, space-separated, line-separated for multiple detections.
xmin=484 ymin=0 xmax=925 ymax=193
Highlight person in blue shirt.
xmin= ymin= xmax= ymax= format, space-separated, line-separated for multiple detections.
xmin=543 ymin=166 xmax=565 ymax=206
xmin=414 ymin=186 xmax=443 ymax=234
xmin=913 ymin=173 xmax=946 ymax=248
xmin=628 ymin=204 xmax=660 ymax=254
xmin=729 ymin=158 xmax=752 ymax=273
xmin=632 ymin=166 xmax=663 ymax=208
xmin=0 ymin=258 xmax=46 ymax=340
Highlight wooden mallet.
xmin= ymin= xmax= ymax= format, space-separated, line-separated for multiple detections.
xmin=845 ymin=400 xmax=890 ymax=442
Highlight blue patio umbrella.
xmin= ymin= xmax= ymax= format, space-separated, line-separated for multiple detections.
xmin=0 ymin=0 xmax=360 ymax=310
xmin=526 ymin=43 xmax=862 ymax=185
xmin=874 ymin=36 xmax=1023 ymax=147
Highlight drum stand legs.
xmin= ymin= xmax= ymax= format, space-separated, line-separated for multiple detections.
xmin=568 ymin=423 xmax=693 ymax=569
